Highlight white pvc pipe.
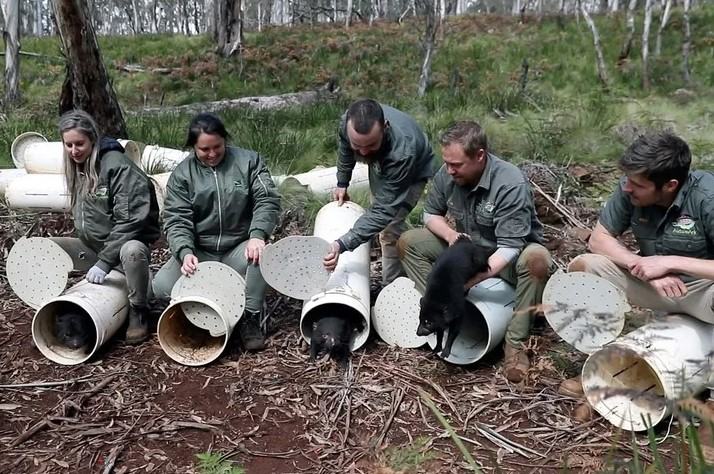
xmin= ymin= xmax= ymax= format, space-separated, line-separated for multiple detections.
xmin=5 ymin=172 xmax=168 ymax=213
xmin=23 ymin=142 xmax=64 ymax=174
xmin=426 ymin=278 xmax=516 ymax=365
xmin=582 ymin=314 xmax=714 ymax=431
xmin=157 ymin=296 xmax=237 ymax=366
xmin=22 ymin=140 xmax=143 ymax=174
xmin=273 ymin=163 xmax=370 ymax=196
xmin=300 ymin=201 xmax=371 ymax=351
xmin=11 ymin=131 xmax=47 ymax=168
xmin=151 ymin=172 xmax=171 ymax=214
xmin=5 ymin=174 xmax=70 ymax=211
xmin=0 ymin=168 xmax=27 ymax=196
xmin=141 ymin=145 xmax=189 ymax=172
xmin=32 ymin=270 xmax=129 ymax=365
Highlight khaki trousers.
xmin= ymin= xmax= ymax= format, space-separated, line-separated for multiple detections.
xmin=568 ymin=254 xmax=714 ymax=324
xmin=397 ymin=228 xmax=556 ymax=346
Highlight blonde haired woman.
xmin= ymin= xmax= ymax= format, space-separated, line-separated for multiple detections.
xmin=52 ymin=110 xmax=161 ymax=344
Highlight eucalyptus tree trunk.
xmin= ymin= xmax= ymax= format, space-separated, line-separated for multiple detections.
xmin=35 ymin=0 xmax=42 ymax=35
xmin=346 ymin=0 xmax=353 ymax=26
xmin=654 ymin=0 xmax=672 ymax=57
xmin=642 ymin=0 xmax=654 ymax=89
xmin=682 ymin=0 xmax=691 ymax=85
xmin=2 ymin=0 xmax=21 ymax=107
xmin=618 ymin=0 xmax=637 ymax=62
xmin=581 ymin=2 xmax=609 ymax=90
xmin=52 ymin=0 xmax=127 ymax=138
xmin=216 ymin=0 xmax=244 ymax=57
xmin=417 ymin=0 xmax=437 ymax=97
xmin=131 ymin=0 xmax=141 ymax=34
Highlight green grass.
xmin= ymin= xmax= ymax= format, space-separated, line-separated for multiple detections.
xmin=384 ymin=436 xmax=436 ymax=473
xmin=1 ymin=6 xmax=713 ymax=174
xmin=194 ymin=451 xmax=245 ymax=474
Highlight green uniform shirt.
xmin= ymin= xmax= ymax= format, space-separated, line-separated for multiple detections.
xmin=163 ymin=146 xmax=281 ymax=262
xmin=336 ymin=104 xmax=435 ymax=251
xmin=599 ymin=171 xmax=714 ymax=263
xmin=424 ymin=153 xmax=543 ymax=251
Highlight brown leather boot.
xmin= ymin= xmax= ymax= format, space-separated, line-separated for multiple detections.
xmin=573 ymin=403 xmax=594 ymax=423
xmin=126 ymin=305 xmax=149 ymax=345
xmin=558 ymin=375 xmax=584 ymax=398
xmin=503 ymin=342 xmax=529 ymax=383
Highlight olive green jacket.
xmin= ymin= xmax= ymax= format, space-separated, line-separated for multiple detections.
xmin=163 ymin=146 xmax=281 ymax=262
xmin=73 ymin=138 xmax=161 ymax=272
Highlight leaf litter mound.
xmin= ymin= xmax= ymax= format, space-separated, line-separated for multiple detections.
xmin=0 ymin=164 xmax=677 ymax=473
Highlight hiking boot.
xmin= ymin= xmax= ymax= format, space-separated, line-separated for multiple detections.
xmin=573 ymin=403 xmax=594 ymax=423
xmin=239 ymin=310 xmax=266 ymax=352
xmin=503 ymin=342 xmax=529 ymax=383
xmin=126 ymin=305 xmax=149 ymax=345
xmin=559 ymin=375 xmax=584 ymax=398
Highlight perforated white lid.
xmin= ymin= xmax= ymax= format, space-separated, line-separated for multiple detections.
xmin=11 ymin=132 xmax=47 ymax=168
xmin=543 ymin=271 xmax=630 ymax=354
xmin=260 ymin=235 xmax=331 ymax=300
xmin=371 ymin=277 xmax=428 ymax=348
xmin=171 ymin=261 xmax=246 ymax=336
xmin=7 ymin=237 xmax=72 ymax=309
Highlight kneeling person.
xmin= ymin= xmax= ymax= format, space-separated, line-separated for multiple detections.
xmin=562 ymin=132 xmax=714 ymax=402
xmin=152 ymin=113 xmax=281 ymax=351
xmin=398 ymin=121 xmax=556 ymax=381
xmin=55 ymin=110 xmax=161 ymax=345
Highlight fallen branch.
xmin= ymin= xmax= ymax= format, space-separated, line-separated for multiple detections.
xmin=417 ymin=387 xmax=482 ymax=473
xmin=0 ymin=50 xmax=64 ymax=61
xmin=0 ymin=374 xmax=95 ymax=389
xmin=134 ymin=80 xmax=340 ymax=116
xmin=9 ymin=375 xmax=116 ymax=448
xmin=530 ymin=180 xmax=588 ymax=229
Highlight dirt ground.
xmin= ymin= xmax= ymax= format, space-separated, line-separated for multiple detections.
xmin=0 ymin=164 xmax=685 ymax=473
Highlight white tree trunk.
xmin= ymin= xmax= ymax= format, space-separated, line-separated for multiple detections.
xmin=131 ymin=0 xmax=141 ymax=34
xmin=610 ymin=0 xmax=619 ymax=13
xmin=3 ymin=0 xmax=21 ymax=107
xmin=417 ymin=0 xmax=437 ymax=97
xmin=682 ymin=0 xmax=691 ymax=84
xmin=618 ymin=0 xmax=637 ymax=61
xmin=654 ymin=0 xmax=672 ymax=57
xmin=346 ymin=0 xmax=353 ymax=27
xmin=642 ymin=0 xmax=654 ymax=89
xmin=34 ymin=0 xmax=42 ymax=35
xmin=581 ymin=3 xmax=609 ymax=89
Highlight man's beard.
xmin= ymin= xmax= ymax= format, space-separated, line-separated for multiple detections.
xmin=354 ymin=153 xmax=378 ymax=165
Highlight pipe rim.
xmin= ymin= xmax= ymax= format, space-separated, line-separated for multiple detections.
xmin=157 ymin=296 xmax=230 ymax=366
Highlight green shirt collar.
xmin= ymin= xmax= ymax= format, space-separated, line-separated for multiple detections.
xmin=668 ymin=172 xmax=693 ymax=211
xmin=469 ymin=153 xmax=495 ymax=192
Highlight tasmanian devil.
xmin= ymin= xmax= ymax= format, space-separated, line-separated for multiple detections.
xmin=309 ymin=307 xmax=364 ymax=367
xmin=416 ymin=235 xmax=492 ymax=359
xmin=53 ymin=304 xmax=95 ymax=352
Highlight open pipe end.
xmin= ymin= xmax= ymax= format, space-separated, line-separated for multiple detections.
xmin=32 ymin=301 xmax=98 ymax=365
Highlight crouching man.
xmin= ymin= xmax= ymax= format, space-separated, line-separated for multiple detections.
xmin=398 ymin=121 xmax=556 ymax=382
xmin=561 ymin=132 xmax=714 ymax=426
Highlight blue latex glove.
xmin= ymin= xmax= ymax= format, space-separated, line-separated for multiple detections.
xmin=86 ymin=265 xmax=107 ymax=284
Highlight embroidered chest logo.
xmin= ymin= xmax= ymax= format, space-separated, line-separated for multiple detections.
xmin=476 ymin=201 xmax=495 ymax=215
xmin=671 ymin=215 xmax=698 ymax=236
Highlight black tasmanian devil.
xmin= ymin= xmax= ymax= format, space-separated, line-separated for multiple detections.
xmin=53 ymin=303 xmax=95 ymax=352
xmin=309 ymin=307 xmax=364 ymax=367
xmin=416 ymin=235 xmax=493 ymax=359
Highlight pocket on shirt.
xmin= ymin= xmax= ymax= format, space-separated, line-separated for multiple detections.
xmin=661 ymin=233 xmax=708 ymax=257
xmin=475 ymin=214 xmax=497 ymax=242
